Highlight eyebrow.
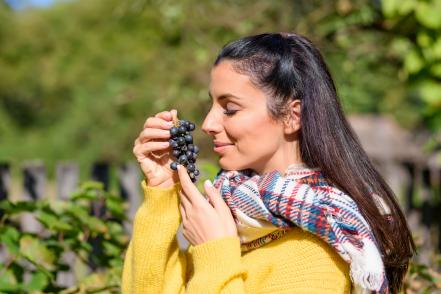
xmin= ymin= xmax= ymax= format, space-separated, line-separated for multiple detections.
xmin=208 ymin=91 xmax=242 ymax=101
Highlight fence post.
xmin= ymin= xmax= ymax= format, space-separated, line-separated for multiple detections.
xmin=55 ymin=162 xmax=79 ymax=287
xmin=56 ymin=162 xmax=79 ymax=201
xmin=21 ymin=161 xmax=45 ymax=233
xmin=118 ymin=161 xmax=141 ymax=234
xmin=88 ymin=162 xmax=110 ymax=271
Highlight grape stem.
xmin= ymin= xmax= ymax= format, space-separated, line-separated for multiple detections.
xmin=172 ymin=111 xmax=180 ymax=127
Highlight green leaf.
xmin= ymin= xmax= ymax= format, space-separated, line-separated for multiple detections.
xmin=0 ymin=268 xmax=20 ymax=291
xmin=405 ymin=50 xmax=424 ymax=74
xmin=382 ymin=0 xmax=400 ymax=17
xmin=103 ymin=241 xmax=120 ymax=256
xmin=86 ymin=217 xmax=108 ymax=233
xmin=20 ymin=235 xmax=56 ymax=271
xmin=419 ymin=81 xmax=441 ymax=107
xmin=26 ymin=271 xmax=49 ymax=292
xmin=0 ymin=200 xmax=37 ymax=215
xmin=0 ymin=226 xmax=20 ymax=255
xmin=416 ymin=0 xmax=441 ymax=29
xmin=430 ymin=62 xmax=441 ymax=77
xmin=382 ymin=0 xmax=415 ymax=18
xmin=65 ymin=203 xmax=90 ymax=222
xmin=36 ymin=210 xmax=73 ymax=231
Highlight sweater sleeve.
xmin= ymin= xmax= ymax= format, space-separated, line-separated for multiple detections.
xmin=121 ymin=180 xmax=187 ymax=294
xmin=121 ymin=180 xmax=248 ymax=294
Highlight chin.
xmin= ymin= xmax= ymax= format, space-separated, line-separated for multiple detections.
xmin=218 ymin=158 xmax=249 ymax=171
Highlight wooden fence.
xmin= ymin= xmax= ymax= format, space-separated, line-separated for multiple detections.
xmin=0 ymin=158 xmax=440 ymax=286
xmin=0 ymin=160 xmax=192 ymax=288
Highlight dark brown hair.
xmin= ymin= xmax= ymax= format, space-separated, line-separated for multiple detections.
xmin=214 ymin=32 xmax=415 ymax=293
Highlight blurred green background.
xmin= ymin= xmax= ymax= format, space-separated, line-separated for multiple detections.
xmin=1 ymin=0 xmax=441 ymax=292
xmin=0 ymin=0 xmax=440 ymax=181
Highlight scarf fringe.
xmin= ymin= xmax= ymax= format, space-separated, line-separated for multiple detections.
xmin=351 ymin=269 xmax=383 ymax=291
xmin=343 ymin=238 xmax=384 ymax=291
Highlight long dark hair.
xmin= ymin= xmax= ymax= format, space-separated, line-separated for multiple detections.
xmin=214 ymin=33 xmax=415 ymax=293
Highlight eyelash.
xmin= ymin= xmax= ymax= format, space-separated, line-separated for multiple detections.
xmin=223 ymin=109 xmax=238 ymax=116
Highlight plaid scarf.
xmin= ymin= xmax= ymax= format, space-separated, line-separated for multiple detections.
xmin=212 ymin=163 xmax=389 ymax=294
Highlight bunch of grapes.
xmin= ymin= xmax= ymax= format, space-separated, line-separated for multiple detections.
xmin=169 ymin=119 xmax=200 ymax=182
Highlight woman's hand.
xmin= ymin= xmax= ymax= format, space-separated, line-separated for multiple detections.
xmin=133 ymin=109 xmax=179 ymax=188
xmin=176 ymin=164 xmax=238 ymax=246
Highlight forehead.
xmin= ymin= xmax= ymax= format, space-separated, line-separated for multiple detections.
xmin=209 ymin=60 xmax=265 ymax=102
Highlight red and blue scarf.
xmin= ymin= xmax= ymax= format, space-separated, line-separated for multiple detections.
xmin=212 ymin=164 xmax=389 ymax=294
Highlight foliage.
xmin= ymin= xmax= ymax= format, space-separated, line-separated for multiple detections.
xmin=381 ymin=0 xmax=441 ymax=132
xmin=0 ymin=181 xmax=129 ymax=293
xmin=0 ymin=0 xmax=439 ymax=179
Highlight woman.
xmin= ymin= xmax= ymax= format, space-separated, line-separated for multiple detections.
xmin=123 ymin=33 xmax=415 ymax=293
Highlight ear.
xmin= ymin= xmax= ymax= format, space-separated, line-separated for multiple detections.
xmin=282 ymin=99 xmax=301 ymax=135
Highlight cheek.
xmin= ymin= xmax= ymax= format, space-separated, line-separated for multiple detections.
xmin=232 ymin=116 xmax=279 ymax=149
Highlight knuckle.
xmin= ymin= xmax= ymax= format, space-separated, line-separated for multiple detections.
xmin=146 ymin=117 xmax=155 ymax=126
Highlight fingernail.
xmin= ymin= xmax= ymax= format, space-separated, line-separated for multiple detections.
xmin=167 ymin=121 xmax=174 ymax=126
xmin=204 ymin=179 xmax=213 ymax=188
xmin=176 ymin=164 xmax=181 ymax=170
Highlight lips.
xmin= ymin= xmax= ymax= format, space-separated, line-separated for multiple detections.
xmin=213 ymin=141 xmax=233 ymax=147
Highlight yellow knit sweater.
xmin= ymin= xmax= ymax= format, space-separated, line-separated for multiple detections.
xmin=121 ymin=180 xmax=351 ymax=293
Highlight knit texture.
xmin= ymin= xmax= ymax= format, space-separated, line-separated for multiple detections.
xmin=212 ymin=164 xmax=388 ymax=293
xmin=121 ymin=180 xmax=351 ymax=293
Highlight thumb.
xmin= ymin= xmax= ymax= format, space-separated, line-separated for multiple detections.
xmin=204 ymin=179 xmax=225 ymax=210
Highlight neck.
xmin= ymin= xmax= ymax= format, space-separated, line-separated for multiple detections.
xmin=255 ymin=140 xmax=304 ymax=175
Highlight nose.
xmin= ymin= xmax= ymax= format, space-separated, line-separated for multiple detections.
xmin=201 ymin=106 xmax=223 ymax=135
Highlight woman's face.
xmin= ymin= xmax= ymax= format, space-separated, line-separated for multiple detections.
xmin=202 ymin=60 xmax=297 ymax=174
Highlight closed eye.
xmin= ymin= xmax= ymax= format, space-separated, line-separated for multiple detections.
xmin=223 ymin=109 xmax=238 ymax=116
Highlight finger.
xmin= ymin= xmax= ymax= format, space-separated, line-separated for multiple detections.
xmin=143 ymin=116 xmax=175 ymax=130
xmin=139 ymin=128 xmax=171 ymax=143
xmin=155 ymin=111 xmax=172 ymax=121
xmin=134 ymin=141 xmax=170 ymax=155
xmin=179 ymin=203 xmax=187 ymax=220
xmin=176 ymin=164 xmax=201 ymax=204
xmin=170 ymin=109 xmax=178 ymax=121
xmin=204 ymin=180 xmax=227 ymax=211
xmin=179 ymin=190 xmax=191 ymax=210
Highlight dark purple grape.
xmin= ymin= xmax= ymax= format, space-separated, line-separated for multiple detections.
xmin=193 ymin=169 xmax=200 ymax=176
xmin=186 ymin=151 xmax=193 ymax=159
xmin=184 ymin=134 xmax=193 ymax=143
xmin=188 ymin=123 xmax=195 ymax=131
xmin=192 ymin=152 xmax=198 ymax=160
xmin=170 ymin=127 xmax=179 ymax=137
xmin=181 ymin=145 xmax=188 ymax=152
xmin=187 ymin=144 xmax=194 ymax=152
xmin=178 ymin=154 xmax=188 ymax=164
xmin=178 ymin=126 xmax=186 ymax=134
xmin=170 ymin=162 xmax=178 ymax=170
xmin=177 ymin=137 xmax=185 ymax=145
xmin=187 ymin=163 xmax=195 ymax=172
xmin=170 ymin=140 xmax=179 ymax=149
xmin=172 ymin=150 xmax=181 ymax=158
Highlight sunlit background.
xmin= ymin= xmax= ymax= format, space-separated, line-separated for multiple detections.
xmin=0 ymin=0 xmax=440 ymax=292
